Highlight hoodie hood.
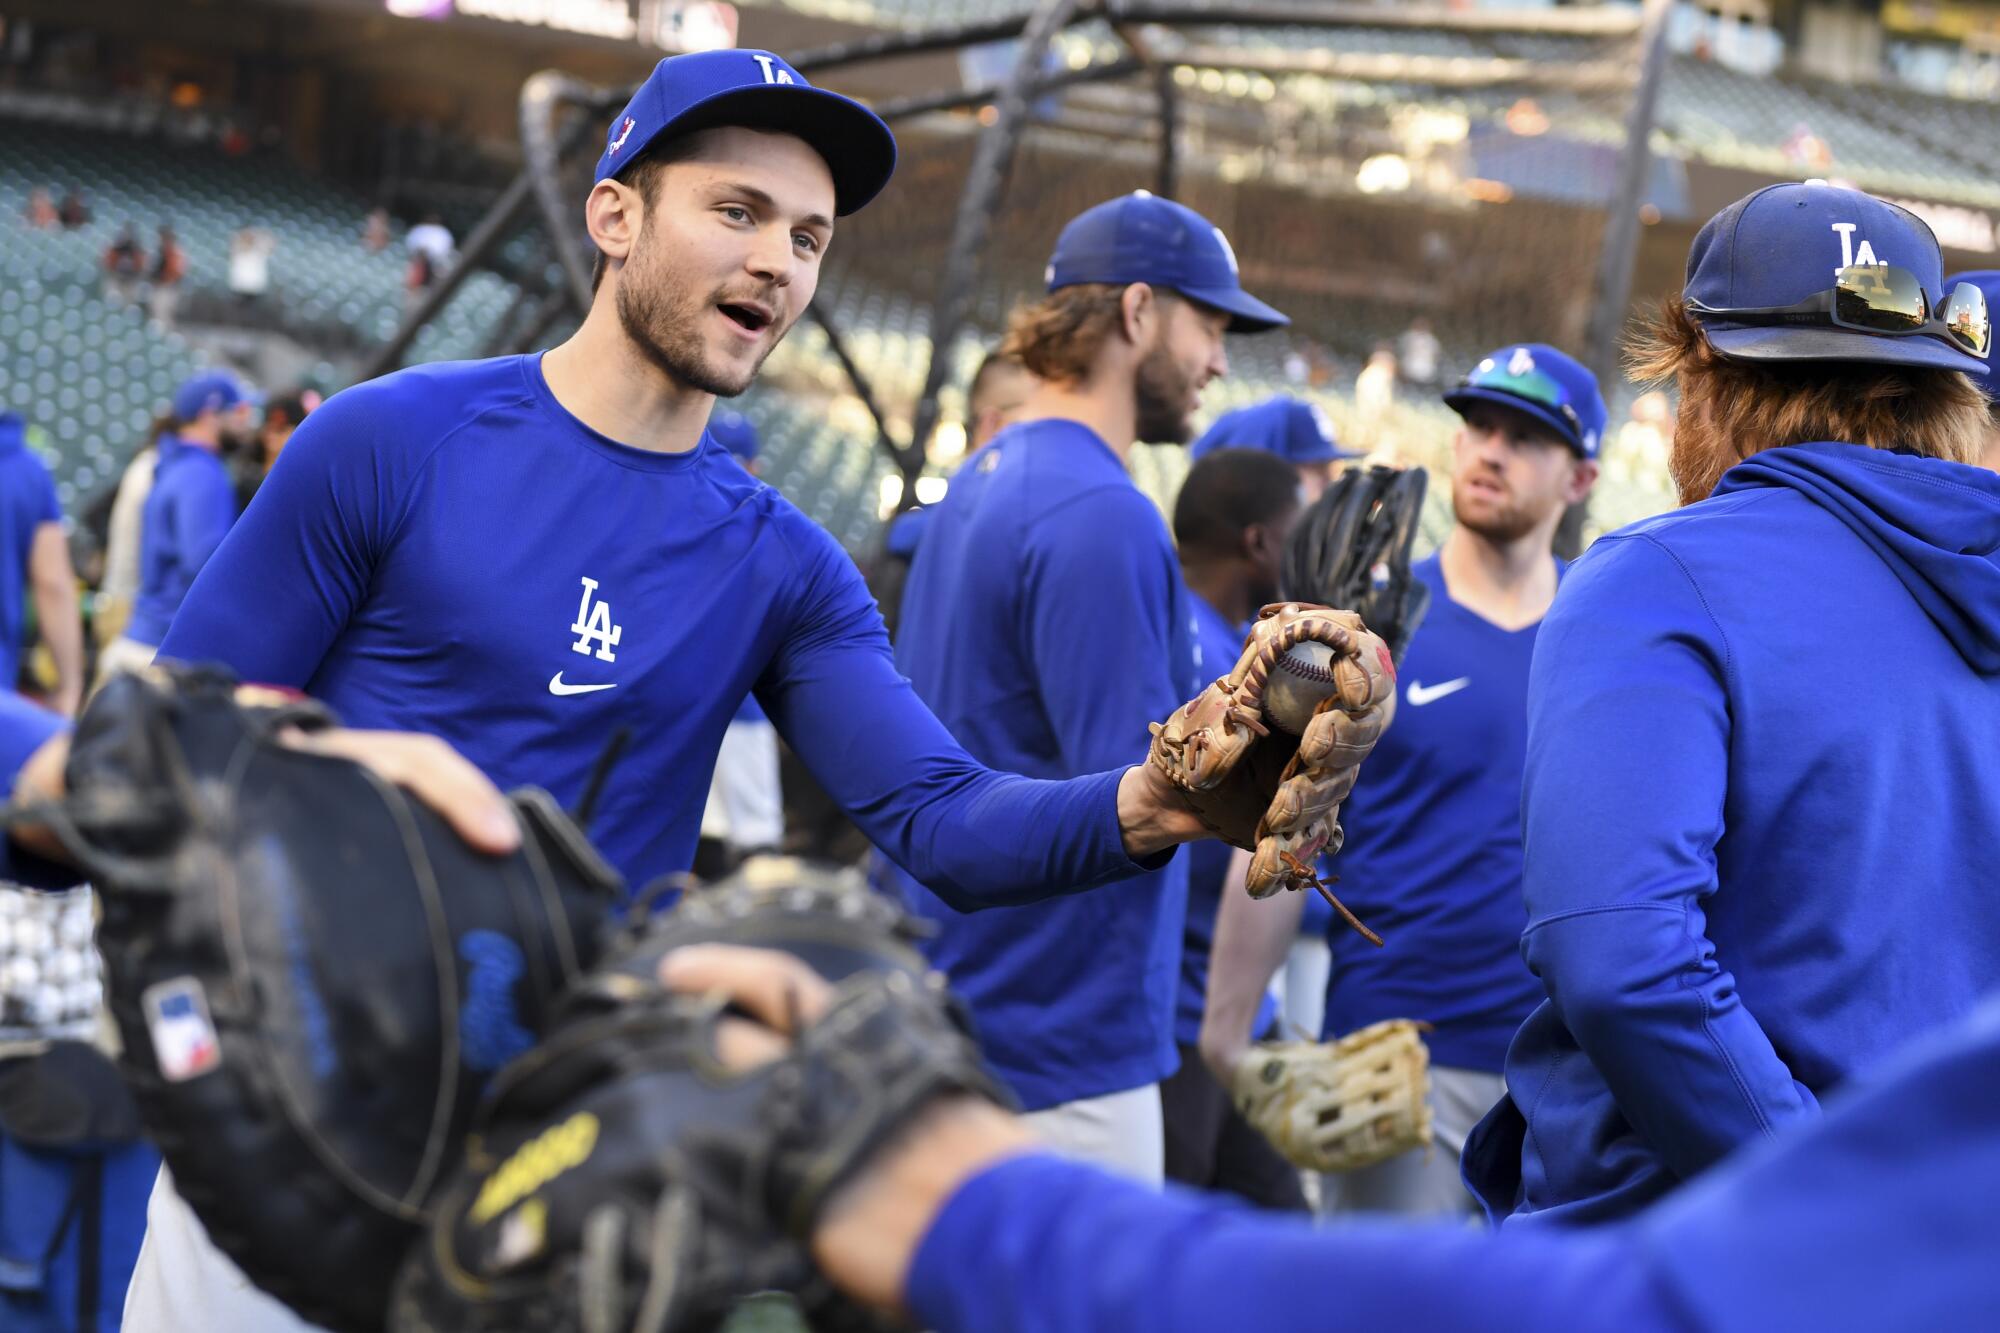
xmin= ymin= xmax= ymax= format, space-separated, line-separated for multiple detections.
xmin=1713 ymin=441 xmax=2000 ymax=671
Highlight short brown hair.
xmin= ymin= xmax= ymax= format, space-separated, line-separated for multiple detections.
xmin=1629 ymin=295 xmax=1990 ymax=503
xmin=1001 ymin=283 xmax=1177 ymax=385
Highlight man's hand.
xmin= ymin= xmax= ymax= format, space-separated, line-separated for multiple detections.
xmin=659 ymin=943 xmax=1037 ymax=1314
xmin=7 ymin=717 xmax=521 ymax=866
xmin=1116 ymin=760 xmax=1210 ymax=858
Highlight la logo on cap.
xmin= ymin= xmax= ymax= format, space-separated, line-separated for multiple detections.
xmin=1831 ymin=222 xmax=1885 ymax=277
xmin=608 ymin=117 xmax=635 ymax=154
xmin=750 ymin=53 xmax=796 ymax=85
xmin=1508 ymin=346 xmax=1536 ymax=375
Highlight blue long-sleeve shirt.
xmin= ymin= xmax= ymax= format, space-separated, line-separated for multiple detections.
xmin=158 ymin=357 xmax=1161 ymax=900
xmin=127 ymin=436 xmax=236 ymax=646
xmin=906 ymin=990 xmax=2000 ymax=1332
xmin=882 ymin=419 xmax=1199 ymax=1109
xmin=1464 ymin=442 xmax=2000 ymax=1225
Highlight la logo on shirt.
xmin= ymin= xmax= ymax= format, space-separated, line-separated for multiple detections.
xmin=571 ymin=576 xmax=622 ymax=662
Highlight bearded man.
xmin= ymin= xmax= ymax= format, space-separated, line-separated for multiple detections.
xmin=1199 ymin=342 xmax=1605 ymax=1218
xmin=882 ymin=190 xmax=1291 ymax=1182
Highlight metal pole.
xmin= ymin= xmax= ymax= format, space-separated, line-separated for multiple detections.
xmin=903 ymin=0 xmax=1087 ymax=507
xmin=1154 ymin=63 xmax=1180 ymax=199
xmin=508 ymin=284 xmax=580 ymax=356
xmin=1559 ymin=0 xmax=1670 ymax=558
xmin=873 ymin=58 xmax=1141 ymax=123
xmin=521 ymin=70 xmax=616 ymax=314
xmin=805 ymin=301 xmax=901 ymax=463
xmin=359 ymin=168 xmax=535 ymax=380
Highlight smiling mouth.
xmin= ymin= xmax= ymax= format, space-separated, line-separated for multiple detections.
xmin=717 ymin=302 xmax=772 ymax=334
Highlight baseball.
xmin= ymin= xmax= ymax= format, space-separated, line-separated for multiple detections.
xmin=1263 ymin=641 xmax=1347 ymax=734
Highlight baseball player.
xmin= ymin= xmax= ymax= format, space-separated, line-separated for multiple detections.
xmin=647 ymin=937 xmax=2000 ymax=1332
xmin=1460 ymin=182 xmax=2000 ymax=1225
xmin=0 ymin=408 xmax=83 ymax=715
xmin=1201 ymin=344 xmax=1605 ymax=1218
xmin=881 ymin=190 xmax=1288 ymax=1179
xmin=1190 ymin=394 xmax=1361 ymax=502
xmin=138 ymin=53 xmax=1221 ymax=1326
xmin=98 ymin=372 xmax=257 ymax=681
xmin=1162 ymin=446 xmax=1308 ymax=1207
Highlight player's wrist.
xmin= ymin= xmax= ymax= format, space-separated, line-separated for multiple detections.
xmin=810 ymin=1095 xmax=1037 ymax=1313
xmin=1115 ymin=761 xmax=1206 ymax=857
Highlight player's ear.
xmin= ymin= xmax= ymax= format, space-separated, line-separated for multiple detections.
xmin=583 ymin=178 xmax=642 ymax=269
xmin=1119 ymin=282 xmax=1157 ymax=346
xmin=1564 ymin=456 xmax=1601 ymax=503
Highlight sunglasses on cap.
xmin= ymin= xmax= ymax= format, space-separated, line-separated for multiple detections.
xmin=1455 ymin=358 xmax=1585 ymax=436
xmin=1687 ymin=264 xmax=1990 ymax=358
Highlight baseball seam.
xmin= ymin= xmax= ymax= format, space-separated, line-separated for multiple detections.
xmin=1276 ymin=651 xmax=1339 ymax=685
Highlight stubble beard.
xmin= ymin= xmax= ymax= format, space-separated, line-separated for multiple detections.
xmin=615 ymin=239 xmax=778 ymax=399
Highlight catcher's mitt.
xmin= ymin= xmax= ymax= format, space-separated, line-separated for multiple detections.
xmin=394 ymin=857 xmax=1008 ymax=1333
xmin=1281 ymin=463 xmax=1431 ymax=666
xmin=1148 ymin=603 xmax=1395 ymax=938
xmin=26 ymin=664 xmax=621 ymax=1332
xmin=1231 ymin=1019 xmax=1433 ymax=1175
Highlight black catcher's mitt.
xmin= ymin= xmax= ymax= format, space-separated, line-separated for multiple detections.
xmin=1281 ymin=463 xmax=1431 ymax=665
xmin=393 ymin=856 xmax=1009 ymax=1333
xmin=27 ymin=664 xmax=621 ymax=1331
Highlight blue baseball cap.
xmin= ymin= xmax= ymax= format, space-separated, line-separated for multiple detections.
xmin=1044 ymin=191 xmax=1288 ymax=333
xmin=708 ymin=408 xmax=759 ymax=461
xmin=1443 ymin=344 xmax=1607 ymax=459
xmin=1944 ymin=270 xmax=2000 ymax=400
xmin=594 ymin=50 xmax=896 ymax=217
xmin=1190 ymin=396 xmax=1360 ymax=464
xmin=1685 ymin=181 xmax=1984 ymax=374
xmin=172 ymin=371 xmax=258 ymax=424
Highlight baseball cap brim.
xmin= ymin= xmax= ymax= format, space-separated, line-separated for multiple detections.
xmin=1442 ymin=386 xmax=1588 ymax=456
xmin=1176 ymin=284 xmax=1290 ymax=334
xmin=618 ymin=84 xmax=896 ymax=217
xmin=1699 ymin=320 xmax=1988 ymax=375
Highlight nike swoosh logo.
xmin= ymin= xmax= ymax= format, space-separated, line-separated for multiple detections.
xmin=548 ymin=672 xmax=617 ymax=697
xmin=1406 ymin=677 xmax=1471 ymax=706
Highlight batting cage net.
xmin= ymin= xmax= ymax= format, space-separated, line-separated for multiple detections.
xmin=496 ymin=4 xmax=1678 ymax=558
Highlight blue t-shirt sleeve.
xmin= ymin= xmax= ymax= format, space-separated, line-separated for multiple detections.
xmin=0 ymin=693 xmax=77 ymax=889
xmin=905 ymin=1154 xmax=1665 ymax=1333
xmin=1023 ymin=488 xmax=1186 ymax=773
xmin=761 ymin=522 xmax=1160 ymax=910
xmin=1520 ymin=534 xmax=1817 ymax=1181
xmin=160 ymin=389 xmax=397 ymax=683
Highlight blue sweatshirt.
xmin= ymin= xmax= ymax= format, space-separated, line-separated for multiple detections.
xmin=904 ymin=989 xmax=2000 ymax=1333
xmin=1175 ymin=590 xmax=1275 ymax=1047
xmin=883 ymin=419 xmax=1198 ymax=1110
xmin=128 ymin=435 xmax=237 ymax=646
xmin=1317 ymin=554 xmax=1549 ymax=1071
xmin=1463 ymin=442 xmax=2000 ymax=1225
xmin=0 ymin=414 xmax=61 ymax=691
xmin=159 ymin=357 xmax=1160 ymax=900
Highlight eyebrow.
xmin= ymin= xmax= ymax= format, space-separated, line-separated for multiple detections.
xmin=715 ymin=180 xmax=834 ymax=234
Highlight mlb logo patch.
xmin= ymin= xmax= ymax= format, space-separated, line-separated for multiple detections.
xmin=143 ymin=976 xmax=222 ymax=1082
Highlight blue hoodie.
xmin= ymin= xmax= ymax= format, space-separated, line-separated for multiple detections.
xmin=0 ymin=413 xmax=62 ymax=690
xmin=1463 ymin=441 xmax=2000 ymax=1225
